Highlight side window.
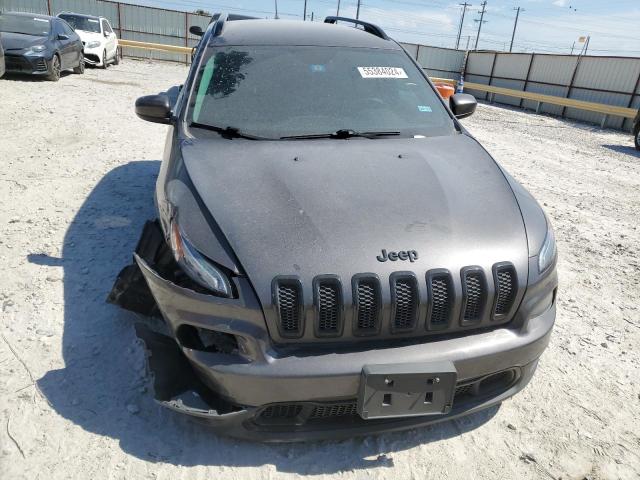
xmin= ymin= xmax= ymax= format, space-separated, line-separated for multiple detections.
xmin=61 ymin=20 xmax=74 ymax=36
xmin=102 ymin=20 xmax=112 ymax=35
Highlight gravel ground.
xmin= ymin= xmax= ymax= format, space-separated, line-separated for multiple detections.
xmin=0 ymin=60 xmax=639 ymax=480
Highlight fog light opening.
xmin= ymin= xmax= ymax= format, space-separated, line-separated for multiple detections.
xmin=176 ymin=325 xmax=239 ymax=354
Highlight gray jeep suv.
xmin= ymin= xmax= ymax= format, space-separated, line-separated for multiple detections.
xmin=109 ymin=15 xmax=558 ymax=441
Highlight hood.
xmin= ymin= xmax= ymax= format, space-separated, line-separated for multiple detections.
xmin=181 ymin=134 xmax=529 ymax=309
xmin=75 ymin=30 xmax=103 ymax=44
xmin=0 ymin=32 xmax=47 ymax=51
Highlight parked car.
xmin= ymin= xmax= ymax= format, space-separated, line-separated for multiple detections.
xmin=0 ymin=12 xmax=84 ymax=81
xmin=58 ymin=12 xmax=118 ymax=68
xmin=634 ymin=109 xmax=640 ymax=151
xmin=0 ymin=37 xmax=5 ymax=78
xmin=109 ymin=15 xmax=558 ymax=442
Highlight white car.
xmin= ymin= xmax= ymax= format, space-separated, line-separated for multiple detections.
xmin=57 ymin=12 xmax=118 ymax=68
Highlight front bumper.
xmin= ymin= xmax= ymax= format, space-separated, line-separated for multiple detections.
xmin=83 ymin=45 xmax=103 ymax=65
xmin=128 ymin=238 xmax=557 ymax=440
xmin=4 ymin=53 xmax=50 ymax=75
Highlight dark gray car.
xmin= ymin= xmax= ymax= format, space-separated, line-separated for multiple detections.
xmin=0 ymin=12 xmax=84 ymax=81
xmin=110 ymin=15 xmax=558 ymax=441
xmin=634 ymin=109 xmax=640 ymax=151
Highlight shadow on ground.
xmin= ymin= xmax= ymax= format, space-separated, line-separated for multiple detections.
xmin=602 ymin=144 xmax=640 ymax=157
xmin=35 ymin=160 xmax=498 ymax=473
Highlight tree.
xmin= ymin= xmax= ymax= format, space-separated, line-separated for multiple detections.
xmin=193 ymin=9 xmax=211 ymax=16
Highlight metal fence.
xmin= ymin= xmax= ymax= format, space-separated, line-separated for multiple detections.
xmin=0 ymin=0 xmax=209 ymax=63
xmin=463 ymin=51 xmax=640 ymax=131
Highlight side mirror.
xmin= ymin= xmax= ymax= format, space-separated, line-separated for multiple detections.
xmin=189 ymin=25 xmax=204 ymax=37
xmin=450 ymin=93 xmax=477 ymax=119
xmin=135 ymin=94 xmax=172 ymax=124
xmin=58 ymin=34 xmax=69 ymax=40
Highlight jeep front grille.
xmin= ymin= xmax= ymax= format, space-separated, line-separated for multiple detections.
xmin=272 ymin=262 xmax=519 ymax=342
xmin=462 ymin=268 xmax=487 ymax=324
xmin=493 ymin=264 xmax=517 ymax=318
xmin=315 ymin=277 xmax=342 ymax=336
xmin=354 ymin=277 xmax=381 ymax=335
xmin=274 ymin=279 xmax=303 ymax=338
xmin=391 ymin=274 xmax=418 ymax=331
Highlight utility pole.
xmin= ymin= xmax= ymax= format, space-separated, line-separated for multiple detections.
xmin=356 ymin=0 xmax=361 ymax=19
xmin=465 ymin=35 xmax=471 ymax=50
xmin=337 ymin=0 xmax=341 ymax=16
xmin=509 ymin=6 xmax=523 ymax=52
xmin=570 ymin=41 xmax=575 ymax=55
xmin=583 ymin=35 xmax=590 ymax=55
xmin=311 ymin=11 xmax=314 ymax=21
xmin=456 ymin=3 xmax=472 ymax=50
xmin=474 ymin=1 xmax=487 ymax=51
xmin=303 ymin=0 xmax=307 ymax=21
xmin=274 ymin=0 xmax=279 ymax=19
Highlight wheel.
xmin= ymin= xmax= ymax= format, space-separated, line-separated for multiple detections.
xmin=635 ymin=128 xmax=640 ymax=151
xmin=101 ymin=49 xmax=107 ymax=69
xmin=47 ymin=55 xmax=61 ymax=81
xmin=113 ymin=49 xmax=120 ymax=66
xmin=73 ymin=52 xmax=85 ymax=74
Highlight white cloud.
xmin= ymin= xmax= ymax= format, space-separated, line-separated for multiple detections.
xmin=552 ymin=0 xmax=568 ymax=6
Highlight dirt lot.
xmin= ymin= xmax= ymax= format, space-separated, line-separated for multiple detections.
xmin=0 ymin=60 xmax=639 ymax=480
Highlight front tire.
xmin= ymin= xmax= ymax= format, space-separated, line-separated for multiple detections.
xmin=635 ymin=128 xmax=640 ymax=151
xmin=73 ymin=53 xmax=85 ymax=74
xmin=47 ymin=55 xmax=61 ymax=81
xmin=101 ymin=50 xmax=107 ymax=69
xmin=113 ymin=49 xmax=120 ymax=66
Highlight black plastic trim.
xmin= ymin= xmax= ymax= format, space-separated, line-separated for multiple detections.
xmin=313 ymin=275 xmax=344 ymax=338
xmin=492 ymin=262 xmax=518 ymax=321
xmin=425 ymin=269 xmax=454 ymax=331
xmin=389 ymin=272 xmax=419 ymax=333
xmin=351 ymin=273 xmax=382 ymax=337
xmin=460 ymin=266 xmax=488 ymax=326
xmin=272 ymin=276 xmax=304 ymax=339
xmin=324 ymin=16 xmax=389 ymax=40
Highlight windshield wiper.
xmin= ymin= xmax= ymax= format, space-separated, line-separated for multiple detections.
xmin=280 ymin=129 xmax=401 ymax=140
xmin=189 ymin=122 xmax=269 ymax=140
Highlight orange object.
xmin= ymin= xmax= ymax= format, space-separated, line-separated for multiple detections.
xmin=435 ymin=83 xmax=455 ymax=100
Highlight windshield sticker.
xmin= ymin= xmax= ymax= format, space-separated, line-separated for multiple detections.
xmin=417 ymin=105 xmax=432 ymax=113
xmin=357 ymin=67 xmax=408 ymax=79
xmin=309 ymin=64 xmax=326 ymax=73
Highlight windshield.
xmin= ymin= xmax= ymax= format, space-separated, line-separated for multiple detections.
xmin=187 ymin=45 xmax=456 ymax=139
xmin=58 ymin=14 xmax=100 ymax=33
xmin=0 ymin=14 xmax=51 ymax=36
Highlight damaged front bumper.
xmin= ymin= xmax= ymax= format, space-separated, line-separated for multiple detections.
xmin=109 ymin=221 xmax=556 ymax=442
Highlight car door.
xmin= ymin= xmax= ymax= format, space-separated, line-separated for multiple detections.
xmin=60 ymin=20 xmax=81 ymax=66
xmin=54 ymin=20 xmax=74 ymax=68
xmin=101 ymin=19 xmax=117 ymax=60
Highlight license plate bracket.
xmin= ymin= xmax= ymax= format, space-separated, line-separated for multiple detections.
xmin=357 ymin=362 xmax=457 ymax=419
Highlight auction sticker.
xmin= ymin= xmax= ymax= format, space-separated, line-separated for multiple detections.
xmin=358 ymin=67 xmax=408 ymax=79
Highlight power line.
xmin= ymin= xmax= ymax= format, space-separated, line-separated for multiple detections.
xmin=456 ymin=3 xmax=472 ymax=50
xmin=474 ymin=1 xmax=487 ymax=50
xmin=509 ymin=6 xmax=523 ymax=52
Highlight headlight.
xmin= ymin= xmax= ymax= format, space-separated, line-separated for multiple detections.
xmin=169 ymin=220 xmax=232 ymax=297
xmin=25 ymin=45 xmax=46 ymax=55
xmin=538 ymin=219 xmax=556 ymax=273
xmin=86 ymin=41 xmax=100 ymax=48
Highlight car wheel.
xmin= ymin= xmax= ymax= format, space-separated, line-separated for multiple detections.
xmin=635 ymin=128 xmax=640 ymax=151
xmin=101 ymin=50 xmax=107 ymax=69
xmin=113 ymin=49 xmax=120 ymax=66
xmin=47 ymin=55 xmax=61 ymax=82
xmin=73 ymin=53 xmax=85 ymax=74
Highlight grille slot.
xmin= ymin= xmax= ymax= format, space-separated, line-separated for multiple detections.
xmin=353 ymin=276 xmax=381 ymax=335
xmin=462 ymin=268 xmax=487 ymax=324
xmin=427 ymin=271 xmax=453 ymax=329
xmin=314 ymin=277 xmax=342 ymax=337
xmin=310 ymin=402 xmax=358 ymax=419
xmin=493 ymin=264 xmax=517 ymax=318
xmin=391 ymin=274 xmax=419 ymax=331
xmin=260 ymin=404 xmax=302 ymax=420
xmin=35 ymin=58 xmax=48 ymax=72
xmin=274 ymin=279 xmax=303 ymax=338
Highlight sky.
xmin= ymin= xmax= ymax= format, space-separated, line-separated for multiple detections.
xmin=127 ymin=0 xmax=640 ymax=56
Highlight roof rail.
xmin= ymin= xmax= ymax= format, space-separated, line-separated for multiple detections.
xmin=324 ymin=16 xmax=389 ymax=40
xmin=212 ymin=12 xmax=229 ymax=37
